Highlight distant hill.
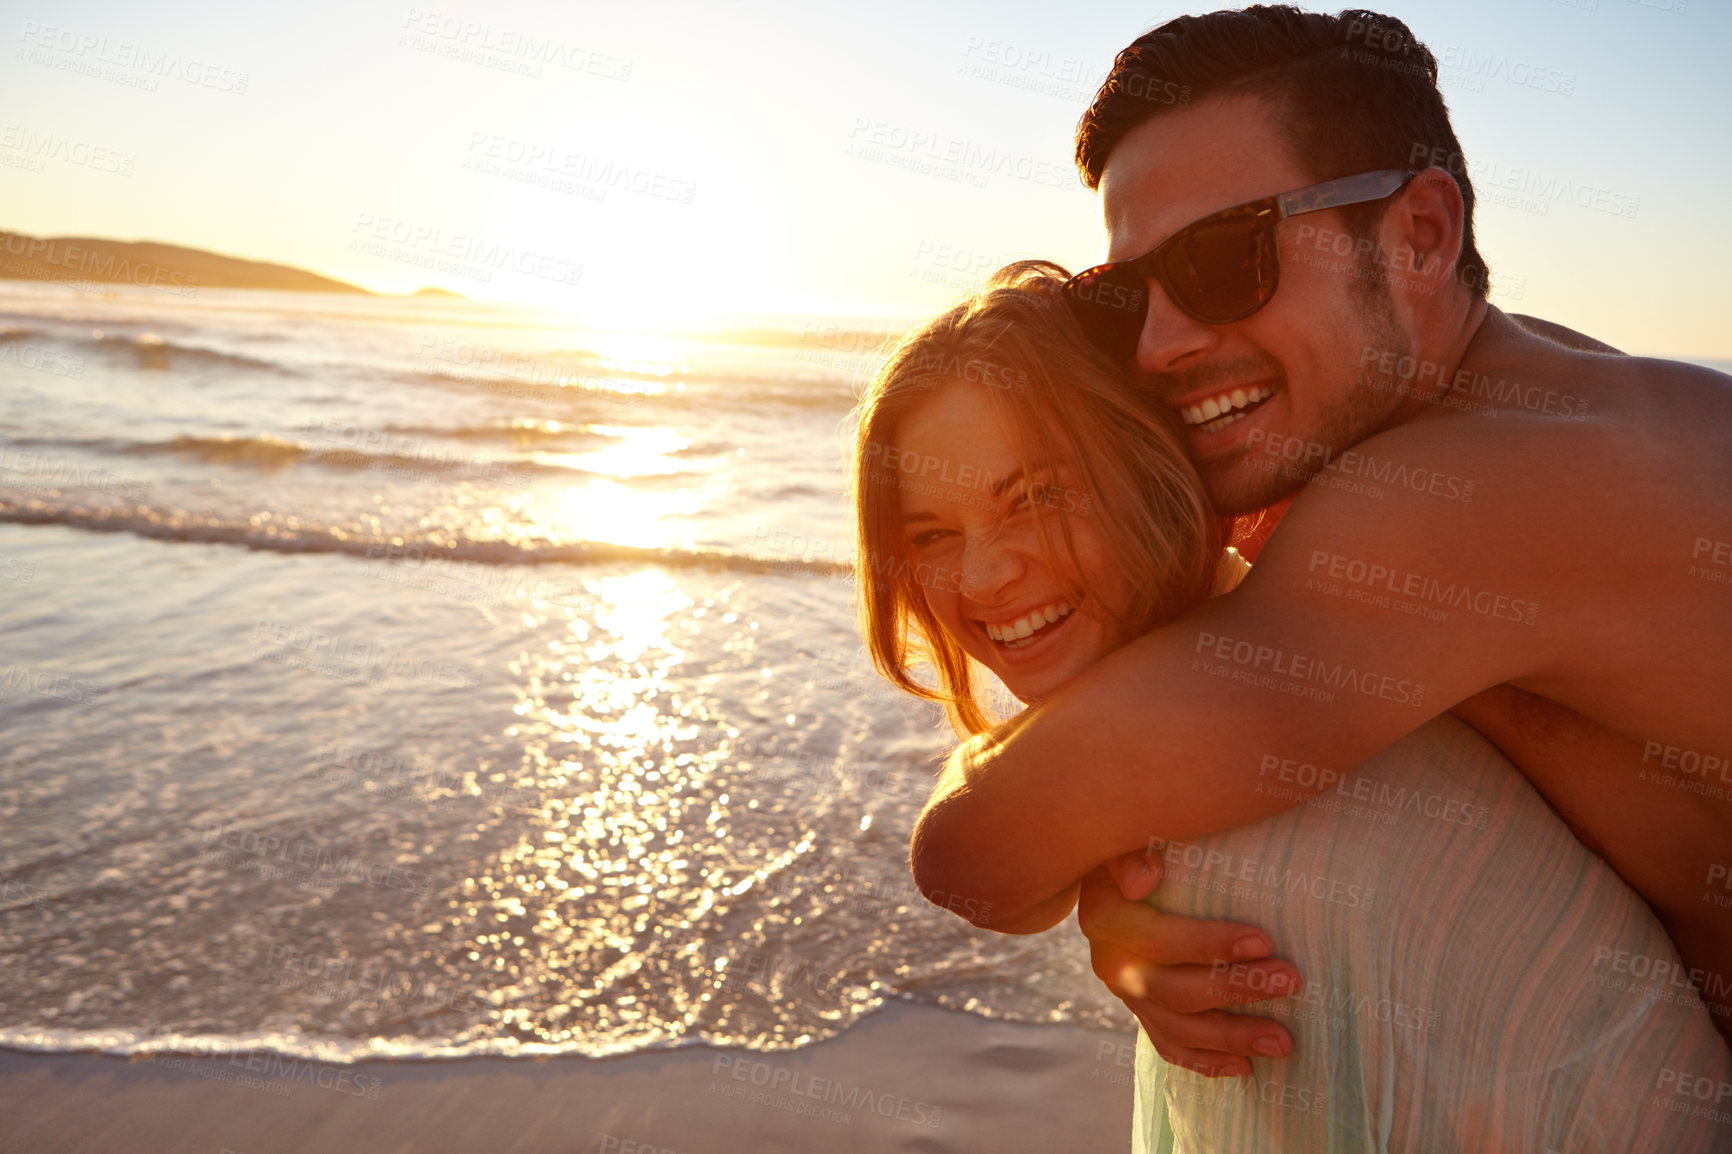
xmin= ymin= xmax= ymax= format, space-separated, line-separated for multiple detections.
xmin=0 ymin=231 xmax=370 ymax=294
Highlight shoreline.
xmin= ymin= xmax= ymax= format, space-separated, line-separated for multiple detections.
xmin=0 ymin=1002 xmax=1137 ymax=1153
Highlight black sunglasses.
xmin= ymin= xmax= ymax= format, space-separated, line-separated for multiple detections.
xmin=1063 ymin=169 xmax=1417 ymax=359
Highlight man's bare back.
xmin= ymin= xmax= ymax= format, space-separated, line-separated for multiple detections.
xmin=1230 ymin=305 xmax=1732 ymax=1021
xmin=1421 ymin=310 xmax=1732 ymax=1027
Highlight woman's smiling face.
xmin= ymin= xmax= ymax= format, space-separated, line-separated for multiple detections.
xmin=892 ymin=380 xmax=1129 ymax=704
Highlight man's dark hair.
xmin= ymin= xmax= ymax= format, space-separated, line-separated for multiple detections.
xmin=1075 ymin=6 xmax=1489 ymax=296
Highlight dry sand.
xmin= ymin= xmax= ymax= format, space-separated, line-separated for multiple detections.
xmin=0 ymin=1003 xmax=1139 ymax=1153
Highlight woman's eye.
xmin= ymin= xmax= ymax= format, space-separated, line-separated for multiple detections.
xmin=908 ymin=529 xmax=953 ymax=549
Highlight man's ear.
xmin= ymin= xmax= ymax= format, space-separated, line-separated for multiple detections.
xmin=1382 ymin=167 xmax=1465 ymax=300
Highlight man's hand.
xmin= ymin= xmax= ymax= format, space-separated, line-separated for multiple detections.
xmin=1079 ymin=855 xmax=1301 ymax=1077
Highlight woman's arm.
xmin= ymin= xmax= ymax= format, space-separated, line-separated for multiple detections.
xmin=909 ymin=430 xmax=1560 ymax=931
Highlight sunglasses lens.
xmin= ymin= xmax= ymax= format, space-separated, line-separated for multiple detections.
xmin=1164 ymin=216 xmax=1277 ymax=323
xmin=1065 ymin=268 xmax=1148 ymax=359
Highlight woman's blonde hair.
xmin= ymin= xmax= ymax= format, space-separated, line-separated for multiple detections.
xmin=851 ymin=260 xmax=1229 ymax=735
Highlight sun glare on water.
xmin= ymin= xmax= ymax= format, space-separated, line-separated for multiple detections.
xmin=555 ymin=478 xmax=704 ymax=550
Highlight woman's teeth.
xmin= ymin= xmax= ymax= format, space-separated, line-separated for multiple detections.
xmin=985 ymin=601 xmax=1074 ymax=647
xmin=1181 ymin=385 xmax=1273 ymax=433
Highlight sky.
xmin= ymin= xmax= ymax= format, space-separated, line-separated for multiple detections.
xmin=1 ymin=0 xmax=1728 ymax=357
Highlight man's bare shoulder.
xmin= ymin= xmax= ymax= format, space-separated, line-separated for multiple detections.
xmin=1249 ymin=312 xmax=1731 ymax=577
xmin=1346 ymin=325 xmax=1732 ymax=509
xmin=1269 ymin=395 xmax=1576 ymax=544
xmin=1478 ymin=308 xmax=1732 ymax=424
xmin=1249 ymin=376 xmax=1640 ymax=631
xmin=1507 ymin=312 xmax=1624 ymax=355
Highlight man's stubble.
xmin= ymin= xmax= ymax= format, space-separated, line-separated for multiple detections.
xmin=1202 ymin=266 xmax=1411 ymax=517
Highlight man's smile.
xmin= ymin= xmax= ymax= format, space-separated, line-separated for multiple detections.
xmin=1177 ymin=383 xmax=1275 ymax=434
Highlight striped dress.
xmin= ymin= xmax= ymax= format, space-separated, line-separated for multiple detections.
xmin=1132 ymin=713 xmax=1732 ymax=1153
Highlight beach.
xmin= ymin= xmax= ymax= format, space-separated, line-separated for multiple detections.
xmin=0 ymin=280 xmax=1132 ymax=1148
xmin=0 ymin=1003 xmax=1136 ymax=1153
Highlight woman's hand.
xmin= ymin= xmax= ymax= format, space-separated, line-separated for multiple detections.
xmin=1078 ymin=853 xmax=1302 ymax=1077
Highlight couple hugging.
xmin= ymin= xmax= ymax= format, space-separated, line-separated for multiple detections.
xmin=845 ymin=6 xmax=1732 ymax=1151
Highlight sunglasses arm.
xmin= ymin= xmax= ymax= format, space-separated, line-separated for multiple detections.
xmin=1277 ymin=168 xmax=1416 ymax=220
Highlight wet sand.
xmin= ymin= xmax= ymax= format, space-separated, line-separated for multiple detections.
xmin=0 ymin=1002 xmax=1138 ymax=1153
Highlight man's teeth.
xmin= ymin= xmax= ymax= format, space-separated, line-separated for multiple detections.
xmin=985 ymin=601 xmax=1074 ymax=645
xmin=1181 ymin=385 xmax=1273 ymax=429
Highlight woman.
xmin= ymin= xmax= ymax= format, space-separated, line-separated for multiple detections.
xmin=851 ymin=261 xmax=1732 ymax=1151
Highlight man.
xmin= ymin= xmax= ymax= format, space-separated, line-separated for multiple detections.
xmin=908 ymin=5 xmax=1732 ymax=1080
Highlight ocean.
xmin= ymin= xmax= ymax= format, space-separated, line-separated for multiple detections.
xmin=0 ymin=279 xmax=1112 ymax=1065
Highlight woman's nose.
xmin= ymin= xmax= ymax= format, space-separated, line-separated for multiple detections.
xmin=960 ymin=528 xmax=1025 ymax=602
